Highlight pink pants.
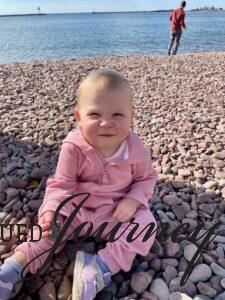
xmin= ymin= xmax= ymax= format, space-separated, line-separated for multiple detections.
xmin=14 ymin=202 xmax=157 ymax=275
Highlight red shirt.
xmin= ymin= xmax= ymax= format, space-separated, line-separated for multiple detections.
xmin=170 ymin=8 xmax=186 ymax=30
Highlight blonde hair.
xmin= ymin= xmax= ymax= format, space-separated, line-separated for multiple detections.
xmin=76 ymin=69 xmax=132 ymax=106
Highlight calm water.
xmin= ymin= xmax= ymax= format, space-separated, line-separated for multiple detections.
xmin=0 ymin=12 xmax=225 ymax=64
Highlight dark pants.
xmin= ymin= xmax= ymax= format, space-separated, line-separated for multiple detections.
xmin=168 ymin=29 xmax=182 ymax=55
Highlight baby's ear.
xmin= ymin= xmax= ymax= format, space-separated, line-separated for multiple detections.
xmin=74 ymin=109 xmax=81 ymax=122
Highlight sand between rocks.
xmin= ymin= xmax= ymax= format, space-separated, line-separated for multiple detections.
xmin=0 ymin=52 xmax=225 ymax=299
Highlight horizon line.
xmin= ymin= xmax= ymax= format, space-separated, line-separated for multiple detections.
xmin=0 ymin=8 xmax=224 ymax=17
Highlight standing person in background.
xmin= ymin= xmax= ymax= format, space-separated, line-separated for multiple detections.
xmin=168 ymin=1 xmax=187 ymax=55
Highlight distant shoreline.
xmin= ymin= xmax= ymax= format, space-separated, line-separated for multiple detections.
xmin=0 ymin=13 xmax=46 ymax=17
xmin=0 ymin=9 xmax=224 ymax=17
xmin=0 ymin=11 xmax=170 ymax=17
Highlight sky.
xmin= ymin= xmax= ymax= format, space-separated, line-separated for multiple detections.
xmin=0 ymin=0 xmax=225 ymax=14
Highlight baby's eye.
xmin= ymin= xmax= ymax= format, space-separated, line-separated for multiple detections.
xmin=89 ymin=113 xmax=100 ymax=117
xmin=113 ymin=113 xmax=124 ymax=117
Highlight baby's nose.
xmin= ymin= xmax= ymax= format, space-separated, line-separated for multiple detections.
xmin=100 ymin=118 xmax=113 ymax=127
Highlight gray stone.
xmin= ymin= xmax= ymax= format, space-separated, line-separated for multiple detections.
xmin=38 ymin=282 xmax=56 ymax=300
xmin=215 ymin=292 xmax=225 ymax=300
xmin=130 ymin=272 xmax=152 ymax=294
xmin=163 ymin=195 xmax=181 ymax=206
xmin=189 ymin=264 xmax=212 ymax=283
xmin=150 ymin=278 xmax=170 ymax=300
xmin=169 ymin=277 xmax=197 ymax=297
xmin=183 ymin=244 xmax=198 ymax=262
xmin=197 ymin=282 xmax=217 ymax=297
xmin=170 ymin=292 xmax=192 ymax=300
xmin=211 ymin=262 xmax=225 ymax=278
xmin=193 ymin=296 xmax=211 ymax=300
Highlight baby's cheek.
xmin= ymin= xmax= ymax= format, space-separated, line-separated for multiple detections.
xmin=119 ymin=121 xmax=131 ymax=132
xmin=82 ymin=124 xmax=97 ymax=138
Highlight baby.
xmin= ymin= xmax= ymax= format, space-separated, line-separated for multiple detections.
xmin=0 ymin=69 xmax=157 ymax=300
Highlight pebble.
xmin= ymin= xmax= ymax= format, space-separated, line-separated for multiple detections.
xmin=210 ymin=262 xmax=225 ymax=278
xmin=193 ymin=296 xmax=211 ymax=300
xmin=189 ymin=264 xmax=212 ymax=283
xmin=31 ymin=167 xmax=48 ymax=180
xmin=163 ymin=195 xmax=181 ymax=206
xmin=215 ymin=292 xmax=225 ymax=300
xmin=169 ymin=278 xmax=197 ymax=297
xmin=0 ymin=179 xmax=9 ymax=192
xmin=57 ymin=275 xmax=71 ymax=300
xmin=196 ymin=282 xmax=217 ymax=297
xmin=221 ymin=278 xmax=225 ymax=288
xmin=170 ymin=292 xmax=192 ymax=300
xmin=8 ymin=177 xmax=27 ymax=189
xmin=183 ymin=244 xmax=198 ymax=262
xmin=163 ymin=266 xmax=178 ymax=285
xmin=6 ymin=188 xmax=20 ymax=200
xmin=142 ymin=291 xmax=158 ymax=300
xmin=130 ymin=272 xmax=152 ymax=294
xmin=27 ymin=199 xmax=43 ymax=211
xmin=38 ymin=282 xmax=56 ymax=300
xmin=150 ymin=278 xmax=170 ymax=300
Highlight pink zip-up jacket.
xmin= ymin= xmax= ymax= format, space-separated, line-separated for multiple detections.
xmin=38 ymin=128 xmax=157 ymax=219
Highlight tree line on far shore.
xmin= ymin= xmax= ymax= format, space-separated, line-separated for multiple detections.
xmin=191 ymin=6 xmax=224 ymax=11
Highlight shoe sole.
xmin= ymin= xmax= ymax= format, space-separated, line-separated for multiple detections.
xmin=72 ymin=250 xmax=85 ymax=300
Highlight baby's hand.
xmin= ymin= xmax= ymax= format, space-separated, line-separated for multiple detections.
xmin=112 ymin=197 xmax=141 ymax=223
xmin=39 ymin=211 xmax=54 ymax=238
xmin=39 ymin=211 xmax=64 ymax=238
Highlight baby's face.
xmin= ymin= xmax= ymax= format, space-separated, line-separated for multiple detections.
xmin=74 ymin=87 xmax=134 ymax=156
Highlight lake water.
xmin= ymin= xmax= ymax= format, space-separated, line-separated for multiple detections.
xmin=0 ymin=12 xmax=225 ymax=64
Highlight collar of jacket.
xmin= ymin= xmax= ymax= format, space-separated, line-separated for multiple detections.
xmin=63 ymin=127 xmax=150 ymax=165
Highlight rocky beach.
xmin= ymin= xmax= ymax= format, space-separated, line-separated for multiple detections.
xmin=0 ymin=51 xmax=225 ymax=299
